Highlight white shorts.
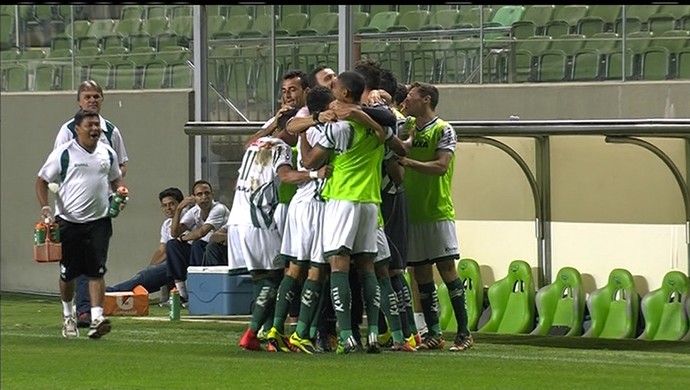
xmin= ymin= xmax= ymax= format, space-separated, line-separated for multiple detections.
xmin=375 ymin=227 xmax=391 ymax=263
xmin=322 ymin=200 xmax=378 ymax=259
xmin=280 ymin=200 xmax=325 ymax=264
xmin=274 ymin=203 xmax=289 ymax=239
xmin=407 ymin=220 xmax=460 ymax=264
xmin=227 ymin=224 xmax=284 ymax=272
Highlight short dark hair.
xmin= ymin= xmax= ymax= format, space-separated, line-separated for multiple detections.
xmin=282 ymin=69 xmax=309 ymax=90
xmin=73 ymin=109 xmax=99 ymax=126
xmin=379 ymin=68 xmax=398 ymax=99
xmin=77 ymin=80 xmax=104 ymax=101
xmin=336 ymin=71 xmax=365 ymax=104
xmin=394 ymin=82 xmax=408 ymax=106
xmin=307 ymin=86 xmax=335 ymax=113
xmin=277 ymin=107 xmax=300 ymax=131
xmin=308 ymin=65 xmax=329 ymax=89
xmin=159 ymin=187 xmax=184 ymax=203
xmin=191 ymin=179 xmax=213 ymax=194
xmin=353 ymin=58 xmax=381 ymax=91
xmin=409 ymin=81 xmax=439 ymax=110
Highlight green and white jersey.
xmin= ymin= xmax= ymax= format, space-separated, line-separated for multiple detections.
xmin=37 ymin=139 xmax=120 ymax=223
xmin=403 ymin=116 xmax=457 ymax=223
xmin=55 ymin=115 xmax=129 ymax=166
xmin=180 ymin=201 xmax=229 ymax=242
xmin=278 ymin=146 xmax=299 ymax=205
xmin=291 ymin=125 xmax=327 ymax=204
xmin=318 ymin=119 xmax=384 ymax=204
xmin=381 ymin=107 xmax=407 ymax=195
xmin=229 ymin=136 xmax=293 ymax=229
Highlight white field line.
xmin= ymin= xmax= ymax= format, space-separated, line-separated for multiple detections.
xmin=3 ymin=330 xmax=689 ymax=369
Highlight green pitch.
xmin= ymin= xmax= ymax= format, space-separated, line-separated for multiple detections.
xmin=2 ymin=292 xmax=688 ymax=390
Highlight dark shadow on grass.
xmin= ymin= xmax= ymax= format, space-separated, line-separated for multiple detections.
xmin=471 ymin=332 xmax=690 ymax=354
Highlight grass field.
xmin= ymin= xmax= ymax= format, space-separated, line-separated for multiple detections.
xmin=2 ymin=292 xmax=689 ymax=390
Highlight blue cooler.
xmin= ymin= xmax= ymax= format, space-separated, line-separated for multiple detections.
xmin=187 ymin=266 xmax=254 ymax=315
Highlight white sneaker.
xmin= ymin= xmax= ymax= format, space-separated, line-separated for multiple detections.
xmin=62 ymin=315 xmax=79 ymax=338
xmin=87 ymin=316 xmax=112 ymax=339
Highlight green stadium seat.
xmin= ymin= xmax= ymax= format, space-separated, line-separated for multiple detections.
xmin=145 ymin=5 xmax=167 ymax=20
xmin=576 ymin=5 xmax=621 ymax=37
xmin=421 ymin=8 xmax=461 ymax=31
xmin=1 ymin=47 xmax=21 ymax=63
xmin=169 ymin=61 xmax=192 ymax=88
xmin=531 ymin=267 xmax=586 ymax=336
xmin=275 ymin=12 xmax=309 ymax=36
xmin=439 ymin=37 xmax=480 ymax=84
xmin=387 ymin=10 xmax=430 ymax=32
xmin=678 ymin=48 xmax=690 ymax=79
xmin=453 ymin=7 xmax=490 ymax=29
xmin=358 ymin=11 xmax=399 ymax=33
xmin=85 ymin=60 xmax=113 ymax=89
xmin=647 ymin=5 xmax=690 ymax=35
xmin=457 ymin=258 xmax=485 ymax=331
xmin=157 ymin=15 xmax=193 ymax=48
xmin=0 ymin=13 xmax=14 ymax=50
xmin=545 ymin=5 xmax=589 ymax=38
xmin=353 ymin=12 xmax=371 ymax=33
xmin=570 ymin=32 xmax=619 ymax=81
xmin=583 ymin=268 xmax=640 ymax=339
xmin=238 ymin=14 xmax=277 ymax=38
xmin=295 ymin=41 xmax=332 ymax=72
xmin=32 ymin=63 xmax=58 ymax=91
xmin=120 ymin=5 xmax=145 ymax=21
xmin=212 ymin=14 xmax=252 ymax=40
xmin=478 ymin=259 xmax=536 ymax=334
xmin=227 ymin=5 xmax=255 ymax=18
xmin=614 ymin=5 xmax=661 ymax=35
xmin=514 ymin=35 xmax=552 ymax=82
xmin=2 ymin=63 xmax=28 ymax=92
xmin=296 ymin=12 xmax=338 ymax=36
xmin=169 ymin=5 xmax=192 ymax=20
xmin=111 ymin=60 xmax=138 ymax=90
xmin=141 ymin=58 xmax=167 ymax=89
xmin=638 ymin=270 xmax=689 ymax=341
xmin=511 ymin=5 xmax=556 ymax=39
xmin=537 ymin=34 xmax=587 ymax=82
xmin=486 ymin=5 xmax=524 ymax=28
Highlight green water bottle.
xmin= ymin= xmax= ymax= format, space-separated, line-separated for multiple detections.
xmin=169 ymin=288 xmax=180 ymax=321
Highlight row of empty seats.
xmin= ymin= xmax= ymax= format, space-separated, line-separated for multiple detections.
xmin=438 ymin=258 xmax=690 ymax=341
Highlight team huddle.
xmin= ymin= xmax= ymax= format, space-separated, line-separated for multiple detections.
xmin=35 ymin=60 xmax=474 ymax=354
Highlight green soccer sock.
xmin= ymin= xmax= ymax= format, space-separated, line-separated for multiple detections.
xmin=295 ymin=278 xmax=322 ymax=339
xmin=446 ymin=277 xmax=470 ymax=335
xmin=361 ymin=271 xmax=381 ymax=337
xmin=330 ymin=271 xmax=352 ymax=341
xmin=378 ymin=275 xmax=404 ymax=344
xmin=397 ymin=273 xmax=418 ymax=335
xmin=419 ymin=281 xmax=442 ymax=336
xmin=249 ymin=278 xmax=277 ymax=333
xmin=273 ymin=275 xmax=298 ymax=333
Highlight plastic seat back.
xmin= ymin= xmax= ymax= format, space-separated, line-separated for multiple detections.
xmin=479 ymin=259 xmax=535 ymax=334
xmin=584 ymin=268 xmax=639 ymax=339
xmin=639 ymin=270 xmax=689 ymax=341
xmin=531 ymin=267 xmax=585 ymax=336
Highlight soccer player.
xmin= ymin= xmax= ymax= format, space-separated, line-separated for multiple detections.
xmin=36 ymin=108 xmax=126 ymax=339
xmin=53 ymin=80 xmax=130 ymax=328
xmin=301 ymin=71 xmax=388 ymax=354
xmin=397 ymin=82 xmax=474 ymax=352
xmin=231 ymin=109 xmax=325 ymax=351
xmin=267 ymin=86 xmax=336 ymax=354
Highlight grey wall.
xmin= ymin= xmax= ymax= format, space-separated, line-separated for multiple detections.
xmin=1 ymin=80 xmax=688 ymax=293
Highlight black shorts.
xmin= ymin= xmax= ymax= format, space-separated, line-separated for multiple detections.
xmin=381 ymin=191 xmax=408 ymax=271
xmin=57 ymin=216 xmax=112 ymax=282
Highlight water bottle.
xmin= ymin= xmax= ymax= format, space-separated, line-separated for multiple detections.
xmin=34 ymin=222 xmax=47 ymax=245
xmin=169 ymin=288 xmax=181 ymax=321
xmin=108 ymin=187 xmax=129 ymax=218
xmin=48 ymin=220 xmax=60 ymax=243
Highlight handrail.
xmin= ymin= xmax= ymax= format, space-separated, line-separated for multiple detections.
xmin=184 ymin=119 xmax=690 ymax=283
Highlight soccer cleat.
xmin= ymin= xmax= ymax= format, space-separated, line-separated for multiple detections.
xmin=406 ymin=333 xmax=421 ymax=348
xmin=336 ymin=335 xmax=360 ymax=355
xmin=256 ymin=328 xmax=268 ymax=343
xmin=449 ymin=334 xmax=474 ymax=352
xmin=87 ymin=316 xmax=111 ymax=339
xmin=315 ymin=331 xmax=338 ymax=352
xmin=366 ymin=332 xmax=381 ymax=354
xmin=62 ymin=315 xmax=79 ymax=338
xmin=267 ymin=327 xmax=299 ymax=353
xmin=391 ymin=340 xmax=417 ymax=352
xmin=239 ymin=328 xmax=262 ymax=351
xmin=378 ymin=329 xmax=393 ymax=347
xmin=417 ymin=333 xmax=446 ymax=350
xmin=289 ymin=332 xmax=318 ymax=355
xmin=76 ymin=312 xmax=91 ymax=328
